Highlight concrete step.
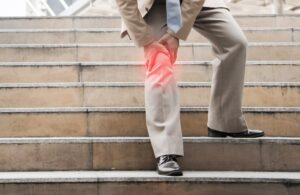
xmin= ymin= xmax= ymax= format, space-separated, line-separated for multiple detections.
xmin=0 ymin=28 xmax=300 ymax=44
xmin=0 ymin=137 xmax=299 ymax=171
xmin=0 ymin=171 xmax=299 ymax=195
xmin=1 ymin=61 xmax=299 ymax=83
xmin=0 ymin=107 xmax=298 ymax=137
xmin=0 ymin=82 xmax=298 ymax=107
xmin=0 ymin=15 xmax=300 ymax=29
xmin=0 ymin=43 xmax=299 ymax=62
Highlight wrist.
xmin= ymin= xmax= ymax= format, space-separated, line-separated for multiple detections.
xmin=167 ymin=29 xmax=180 ymax=40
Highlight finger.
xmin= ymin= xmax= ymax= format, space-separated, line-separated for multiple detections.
xmin=174 ymin=48 xmax=178 ymax=63
xmin=156 ymin=43 xmax=170 ymax=55
xmin=169 ymin=50 xmax=175 ymax=64
xmin=158 ymin=35 xmax=167 ymax=45
xmin=173 ymin=51 xmax=177 ymax=64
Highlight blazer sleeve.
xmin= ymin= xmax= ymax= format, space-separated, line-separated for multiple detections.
xmin=167 ymin=0 xmax=205 ymax=40
xmin=115 ymin=0 xmax=154 ymax=47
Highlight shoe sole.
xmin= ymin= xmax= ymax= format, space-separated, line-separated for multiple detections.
xmin=158 ymin=169 xmax=183 ymax=176
xmin=208 ymin=130 xmax=265 ymax=138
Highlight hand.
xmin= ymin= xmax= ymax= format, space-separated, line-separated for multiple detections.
xmin=143 ymin=41 xmax=169 ymax=63
xmin=144 ymin=41 xmax=169 ymax=58
xmin=143 ymin=41 xmax=169 ymax=71
xmin=158 ymin=32 xmax=179 ymax=64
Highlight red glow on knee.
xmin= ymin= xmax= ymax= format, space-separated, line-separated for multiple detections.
xmin=144 ymin=49 xmax=174 ymax=86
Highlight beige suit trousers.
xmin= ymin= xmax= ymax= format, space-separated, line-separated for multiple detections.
xmin=143 ymin=2 xmax=249 ymax=158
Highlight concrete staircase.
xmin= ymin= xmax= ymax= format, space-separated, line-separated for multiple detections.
xmin=0 ymin=15 xmax=299 ymax=194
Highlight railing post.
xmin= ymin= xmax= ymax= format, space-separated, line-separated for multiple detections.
xmin=58 ymin=0 xmax=69 ymax=9
xmin=25 ymin=0 xmax=44 ymax=16
xmin=272 ymin=0 xmax=284 ymax=15
xmin=89 ymin=0 xmax=94 ymax=7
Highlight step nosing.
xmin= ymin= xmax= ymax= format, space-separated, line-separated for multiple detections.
xmin=0 ymin=137 xmax=299 ymax=144
xmin=1 ymin=42 xmax=300 ymax=48
xmin=0 ymin=82 xmax=299 ymax=88
xmin=0 ymin=171 xmax=299 ymax=184
xmin=0 ymin=14 xmax=299 ymax=19
xmin=0 ymin=27 xmax=297 ymax=33
xmin=0 ymin=107 xmax=299 ymax=113
xmin=0 ymin=16 xmax=121 ymax=19
xmin=0 ymin=62 xmax=81 ymax=66
xmin=0 ymin=28 xmax=121 ymax=33
xmin=1 ymin=61 xmax=300 ymax=67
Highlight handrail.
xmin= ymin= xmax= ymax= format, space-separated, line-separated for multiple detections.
xmin=41 ymin=0 xmax=56 ymax=16
xmin=25 ymin=0 xmax=299 ymax=16
xmin=25 ymin=0 xmax=95 ymax=16
xmin=58 ymin=0 xmax=69 ymax=9
xmin=60 ymin=0 xmax=96 ymax=16
xmin=25 ymin=0 xmax=44 ymax=16
xmin=273 ymin=0 xmax=284 ymax=14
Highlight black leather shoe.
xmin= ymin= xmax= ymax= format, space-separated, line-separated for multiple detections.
xmin=157 ymin=155 xmax=183 ymax=176
xmin=208 ymin=127 xmax=264 ymax=138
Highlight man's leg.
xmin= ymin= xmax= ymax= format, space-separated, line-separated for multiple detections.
xmin=193 ymin=8 xmax=249 ymax=133
xmin=143 ymin=2 xmax=184 ymax=158
xmin=144 ymin=46 xmax=183 ymax=158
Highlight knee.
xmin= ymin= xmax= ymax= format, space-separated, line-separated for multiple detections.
xmin=145 ymin=51 xmax=172 ymax=73
xmin=233 ymin=33 xmax=248 ymax=53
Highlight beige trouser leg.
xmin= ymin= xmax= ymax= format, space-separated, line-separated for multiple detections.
xmin=142 ymin=4 xmax=249 ymax=158
xmin=143 ymin=1 xmax=183 ymax=158
xmin=193 ymin=7 xmax=249 ymax=133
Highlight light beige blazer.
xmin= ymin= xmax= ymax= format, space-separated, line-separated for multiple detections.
xmin=116 ymin=0 xmax=228 ymax=47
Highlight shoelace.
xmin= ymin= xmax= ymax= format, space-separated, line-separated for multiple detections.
xmin=159 ymin=155 xmax=178 ymax=165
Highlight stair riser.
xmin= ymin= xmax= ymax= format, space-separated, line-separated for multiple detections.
xmin=0 ymin=140 xmax=298 ymax=171
xmin=0 ymin=29 xmax=299 ymax=44
xmin=0 ymin=18 xmax=116 ymax=29
xmin=83 ymin=64 xmax=300 ymax=83
xmin=0 ymin=45 xmax=299 ymax=62
xmin=0 ymin=16 xmax=300 ymax=29
xmin=0 ymin=112 xmax=298 ymax=137
xmin=1 ymin=64 xmax=299 ymax=83
xmin=0 ymin=65 xmax=79 ymax=83
xmin=0 ymin=182 xmax=298 ymax=195
xmin=0 ymin=86 xmax=298 ymax=107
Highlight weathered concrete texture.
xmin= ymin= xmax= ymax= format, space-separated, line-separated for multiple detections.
xmin=0 ymin=182 xmax=298 ymax=195
xmin=0 ymin=171 xmax=299 ymax=195
xmin=0 ymin=112 xmax=87 ymax=137
xmin=0 ymin=31 xmax=76 ymax=44
xmin=294 ymin=29 xmax=300 ymax=41
xmin=0 ymin=143 xmax=91 ymax=171
xmin=0 ymin=65 xmax=80 ymax=83
xmin=97 ymin=183 xmax=300 ymax=195
xmin=0 ymin=18 xmax=75 ymax=29
xmin=0 ymin=87 xmax=83 ymax=107
xmin=1 ymin=61 xmax=296 ymax=83
xmin=0 ymin=183 xmax=98 ymax=195
xmin=0 ymin=108 xmax=298 ymax=137
xmin=0 ymin=15 xmax=300 ymax=29
xmin=0 ymin=82 xmax=298 ymax=107
xmin=0 ymin=28 xmax=299 ymax=44
xmin=1 ymin=43 xmax=300 ymax=62
xmin=192 ymin=43 xmax=300 ymax=61
xmin=0 ymin=170 xmax=300 ymax=183
xmin=0 ymin=137 xmax=298 ymax=171
xmin=0 ymin=45 xmax=77 ymax=62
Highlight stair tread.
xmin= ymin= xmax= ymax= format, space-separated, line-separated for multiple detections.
xmin=0 ymin=27 xmax=299 ymax=32
xmin=0 ymin=60 xmax=299 ymax=66
xmin=0 ymin=107 xmax=298 ymax=113
xmin=1 ymin=42 xmax=300 ymax=47
xmin=0 ymin=137 xmax=299 ymax=144
xmin=0 ymin=14 xmax=299 ymax=19
xmin=0 ymin=81 xmax=299 ymax=88
xmin=0 ymin=171 xmax=299 ymax=183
